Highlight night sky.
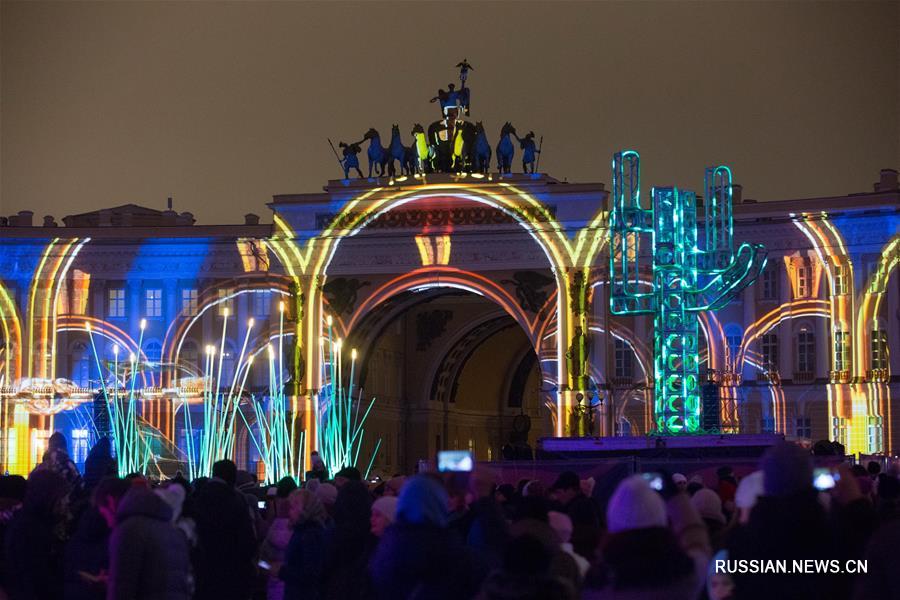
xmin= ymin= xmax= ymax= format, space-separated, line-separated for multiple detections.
xmin=2 ymin=1 xmax=898 ymax=225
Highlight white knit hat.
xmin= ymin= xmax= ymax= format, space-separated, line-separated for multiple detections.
xmin=606 ymin=475 xmax=668 ymax=533
xmin=735 ymin=470 xmax=764 ymax=509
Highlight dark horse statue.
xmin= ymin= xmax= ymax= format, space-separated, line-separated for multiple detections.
xmin=387 ymin=124 xmax=409 ymax=177
xmin=472 ymin=121 xmax=491 ymax=174
xmin=496 ymin=122 xmax=516 ymax=174
xmin=362 ymin=128 xmax=389 ymax=178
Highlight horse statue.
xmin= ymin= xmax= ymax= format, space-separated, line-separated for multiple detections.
xmin=387 ymin=124 xmax=408 ymax=177
xmin=362 ymin=128 xmax=389 ymax=178
xmin=453 ymin=121 xmax=477 ymax=173
xmin=472 ymin=121 xmax=491 ymax=174
xmin=411 ymin=124 xmax=431 ymax=174
xmin=496 ymin=122 xmax=516 ymax=174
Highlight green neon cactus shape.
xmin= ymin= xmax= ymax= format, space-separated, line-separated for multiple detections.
xmin=609 ymin=150 xmax=766 ymax=434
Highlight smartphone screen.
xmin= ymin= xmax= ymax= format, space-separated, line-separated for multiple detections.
xmin=641 ymin=472 xmax=664 ymax=491
xmin=437 ymin=450 xmax=473 ymax=472
xmin=813 ymin=468 xmax=838 ymax=490
xmin=257 ymin=500 xmax=266 ymax=510
xmin=258 ymin=560 xmax=271 ymax=570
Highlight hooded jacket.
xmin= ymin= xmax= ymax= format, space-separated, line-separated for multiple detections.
xmin=369 ymin=476 xmax=488 ymax=600
xmin=107 ymin=487 xmax=192 ymax=600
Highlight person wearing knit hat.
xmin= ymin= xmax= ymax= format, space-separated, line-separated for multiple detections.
xmin=369 ymin=475 xmax=484 ymax=599
xmin=315 ymin=482 xmax=338 ymax=508
xmin=370 ymin=496 xmax=398 ymax=537
xmin=691 ymin=488 xmax=726 ymax=525
xmin=691 ymin=488 xmax=727 ymax=549
xmin=599 ymin=475 xmax=711 ymax=598
xmin=606 ymin=475 xmax=668 ymax=533
xmin=760 ymin=441 xmax=813 ymax=497
xmin=548 ymin=510 xmax=590 ymax=578
xmin=672 ymin=473 xmax=688 ymax=489
xmin=734 ymin=470 xmax=764 ymax=524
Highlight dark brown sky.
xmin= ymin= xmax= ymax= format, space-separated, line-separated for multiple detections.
xmin=2 ymin=1 xmax=898 ymax=225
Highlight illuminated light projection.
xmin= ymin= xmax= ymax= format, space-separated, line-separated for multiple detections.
xmin=315 ymin=315 xmax=379 ymax=479
xmin=86 ymin=320 xmax=154 ymax=476
xmin=791 ymin=213 xmax=898 ymax=453
xmin=609 ymin=150 xmax=766 ymax=434
xmin=269 ymin=181 xmax=610 ymax=439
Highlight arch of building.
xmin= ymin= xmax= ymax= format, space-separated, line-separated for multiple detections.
xmin=271 ymin=181 xmax=608 ymax=441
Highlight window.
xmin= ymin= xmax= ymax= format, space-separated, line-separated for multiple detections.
xmin=217 ymin=288 xmax=235 ymax=317
xmin=797 ymin=329 xmax=816 ymax=373
xmin=761 ymin=333 xmax=778 ymax=370
xmin=616 ymin=418 xmax=632 ymax=436
xmin=834 ymin=331 xmax=850 ymax=372
xmin=833 ymin=264 xmax=848 ymax=295
xmin=71 ymin=429 xmax=89 ymax=465
xmin=253 ymin=291 xmax=272 ymax=318
xmin=761 ymin=265 xmax=778 ymax=300
xmin=614 ymin=339 xmax=634 ymax=380
xmin=145 ymin=289 xmax=162 ymax=318
xmin=760 ymin=416 xmax=775 ymax=434
xmin=871 ymin=329 xmax=888 ymax=370
xmin=143 ymin=341 xmax=162 ymax=364
xmin=797 ymin=265 xmax=812 ymax=298
xmin=796 ymin=417 xmax=811 ymax=438
xmin=868 ymin=417 xmax=883 ymax=453
xmin=108 ymin=288 xmax=125 ymax=318
xmin=725 ymin=325 xmax=743 ymax=363
xmin=182 ymin=289 xmax=199 ymax=317
xmin=71 ymin=342 xmax=91 ymax=387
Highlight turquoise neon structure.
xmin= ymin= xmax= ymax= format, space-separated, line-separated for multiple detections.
xmin=609 ymin=150 xmax=766 ymax=434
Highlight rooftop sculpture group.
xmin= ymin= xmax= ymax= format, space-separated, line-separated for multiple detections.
xmin=332 ymin=61 xmax=542 ymax=178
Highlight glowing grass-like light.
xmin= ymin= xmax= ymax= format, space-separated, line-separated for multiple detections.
xmin=85 ymin=320 xmax=153 ymax=476
xmin=316 ymin=319 xmax=380 ymax=479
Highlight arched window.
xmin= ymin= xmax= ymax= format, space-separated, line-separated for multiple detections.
xmin=614 ymin=339 xmax=634 ymax=380
xmin=143 ymin=341 xmax=162 ymax=365
xmin=724 ymin=324 xmax=743 ymax=364
xmin=220 ymin=342 xmax=237 ymax=389
xmin=70 ymin=341 xmax=91 ymax=387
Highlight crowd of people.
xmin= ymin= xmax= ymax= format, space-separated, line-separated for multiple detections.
xmin=0 ymin=433 xmax=898 ymax=599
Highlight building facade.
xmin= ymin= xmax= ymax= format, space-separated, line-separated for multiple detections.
xmin=0 ymin=167 xmax=898 ymax=476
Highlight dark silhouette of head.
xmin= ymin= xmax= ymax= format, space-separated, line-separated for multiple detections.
xmin=212 ymin=459 xmax=238 ymax=488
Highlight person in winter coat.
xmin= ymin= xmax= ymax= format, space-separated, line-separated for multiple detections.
xmin=370 ymin=496 xmax=398 ymax=538
xmin=32 ymin=431 xmax=82 ymax=493
xmin=63 ymin=477 xmax=130 ymax=600
xmin=192 ymin=460 xmax=257 ymax=600
xmin=107 ymin=486 xmax=193 ymax=600
xmin=323 ymin=481 xmax=373 ymax=599
xmin=369 ymin=475 xmax=488 ymax=600
xmin=276 ymin=488 xmax=329 ymax=600
xmin=82 ymin=437 xmax=118 ymax=493
xmin=726 ymin=443 xmax=876 ymax=600
xmin=587 ymin=474 xmax=711 ymax=600
xmin=260 ymin=493 xmax=294 ymax=600
xmin=3 ymin=469 xmax=70 ymax=600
